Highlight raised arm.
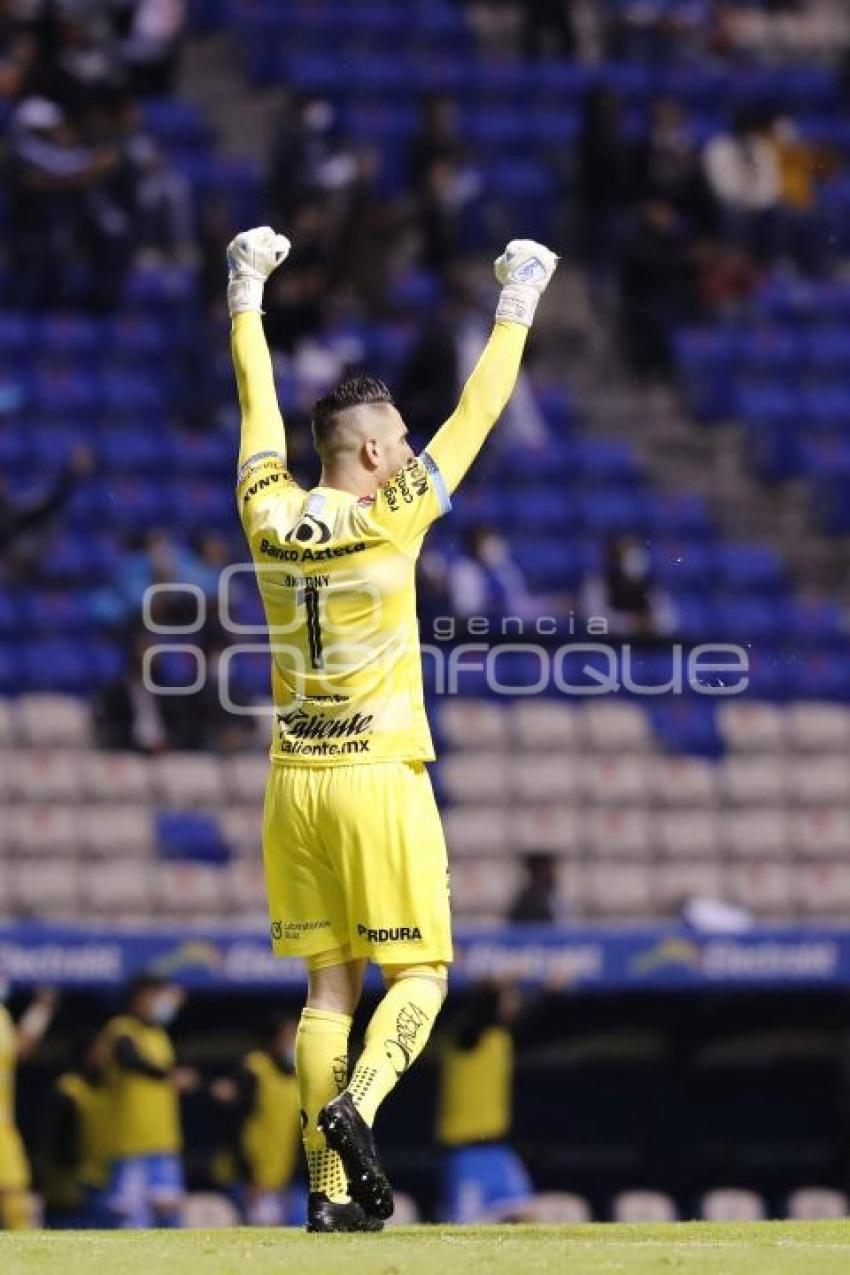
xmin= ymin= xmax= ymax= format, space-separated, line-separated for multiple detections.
xmin=227 ymin=227 xmax=291 ymax=475
xmin=425 ymin=239 xmax=558 ymax=495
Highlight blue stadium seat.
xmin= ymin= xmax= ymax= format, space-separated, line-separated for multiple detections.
xmin=781 ymin=64 xmax=838 ymax=111
xmin=811 ymin=476 xmax=850 ymax=535
xmin=156 ymin=812 xmax=231 ymax=865
xmin=32 ymin=367 xmax=100 ymax=417
xmin=465 ymin=107 xmax=533 ymax=150
xmin=108 ymin=314 xmax=172 ymax=357
xmin=786 ymin=596 xmax=845 ymax=644
xmin=37 ymin=315 xmax=102 ymax=356
xmin=649 ymin=698 xmax=724 ymax=759
xmin=0 ymin=313 xmax=35 ymax=352
xmin=408 ymin=56 xmax=469 ymax=97
xmin=714 ymin=596 xmax=785 ymax=642
xmin=469 ymin=60 xmax=536 ymax=99
xmin=0 ymin=593 xmax=21 ymax=636
xmin=38 ymin=534 xmax=121 ymax=584
xmin=101 ymin=371 xmax=168 ymax=416
xmin=802 ymin=325 xmax=850 ymax=373
xmin=529 ymin=106 xmax=581 ymax=149
xmin=171 ymin=480 xmax=233 ymax=529
xmin=97 ymin=432 xmax=175 ymax=474
xmin=572 ymin=438 xmax=642 ymax=483
xmin=533 ymin=59 xmax=596 ymax=100
xmin=123 ymin=266 xmax=198 ymax=308
xmin=650 ymin=542 xmax=714 ymax=589
xmin=22 ymin=591 xmax=97 ymax=635
xmin=734 ymin=328 xmax=803 ymax=374
xmin=800 ymin=386 xmax=850 ymax=429
xmin=506 ymin=488 xmax=575 ymax=531
xmin=650 ymin=493 xmax=714 ymax=539
xmin=673 ymin=595 xmax=720 ymax=642
xmin=795 ymin=650 xmax=850 ymax=700
xmin=714 ymin=544 xmax=786 ymax=593
xmin=142 ymin=98 xmax=211 ymax=147
xmin=172 ymin=431 xmax=232 ymax=477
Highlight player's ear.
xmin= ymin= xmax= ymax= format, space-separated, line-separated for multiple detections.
xmin=362 ymin=436 xmax=381 ymax=470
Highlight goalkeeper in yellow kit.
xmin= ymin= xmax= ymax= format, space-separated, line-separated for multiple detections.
xmin=228 ymin=226 xmax=557 ymax=1232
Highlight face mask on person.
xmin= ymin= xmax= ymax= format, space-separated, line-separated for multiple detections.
xmin=621 ymin=545 xmax=649 ymax=581
xmin=151 ymin=993 xmax=180 ymax=1026
xmin=478 ymin=534 xmax=508 ymax=567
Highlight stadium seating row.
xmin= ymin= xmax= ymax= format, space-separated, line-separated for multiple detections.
xmin=0 ymin=800 xmax=846 ymax=863
xmin=1 ymin=745 xmax=847 ymax=807
xmin=6 ymin=694 xmax=850 ymax=751
xmin=20 ymin=1183 xmax=848 ymax=1226
xmin=3 ymin=852 xmax=850 ymax=922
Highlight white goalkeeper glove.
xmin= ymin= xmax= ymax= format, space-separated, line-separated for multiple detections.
xmin=494 ymin=238 xmax=559 ymax=327
xmin=226 ymin=225 xmax=291 ymax=316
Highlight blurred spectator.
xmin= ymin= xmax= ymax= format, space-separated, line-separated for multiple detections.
xmin=94 ymin=632 xmax=173 ymax=753
xmin=576 ymin=89 xmax=634 ymax=268
xmin=262 ymin=202 xmax=331 ymax=354
xmin=703 ymin=112 xmax=781 ymax=262
xmin=520 ymin=0 xmax=576 ymax=58
xmin=0 ymin=444 xmax=93 ymax=574
xmin=268 ymin=96 xmax=357 ymax=225
xmin=436 ymin=982 xmax=535 ymax=1223
xmin=210 ymin=1016 xmax=305 ymax=1227
xmin=634 ymin=99 xmax=717 ymax=236
xmin=0 ymin=983 xmax=59 ymax=1231
xmin=115 ymin=0 xmax=186 ymax=96
xmin=43 ymin=11 xmax=121 ymax=117
xmin=98 ymin=975 xmax=196 ymax=1230
xmin=7 ymin=95 xmax=129 ymax=308
xmin=418 ymin=154 xmax=480 ymax=272
xmin=0 ymin=1 xmax=36 ymax=101
xmin=445 ymin=525 xmax=539 ymax=625
xmin=770 ymin=114 xmax=834 ymax=272
xmin=507 ymin=852 xmax=559 ymax=925
xmin=42 ymin=1036 xmax=113 ymax=1230
xmin=132 ymin=135 xmax=196 ymax=268
xmin=409 ymin=94 xmax=465 ymax=179
xmin=581 ymin=534 xmax=676 ymax=638
xmin=94 ymin=625 xmax=247 ymax=753
xmin=693 ymin=239 xmax=759 ymax=317
xmin=618 ymin=200 xmax=698 ymax=375
xmin=334 ymin=146 xmax=405 ymax=304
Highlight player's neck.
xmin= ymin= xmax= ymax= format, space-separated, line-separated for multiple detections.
xmin=318 ymin=464 xmax=378 ymax=501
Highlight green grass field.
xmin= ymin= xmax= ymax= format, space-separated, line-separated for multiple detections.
xmin=3 ymin=1222 xmax=850 ymax=1275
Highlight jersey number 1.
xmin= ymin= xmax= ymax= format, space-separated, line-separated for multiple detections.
xmin=299 ymin=586 xmax=324 ymax=669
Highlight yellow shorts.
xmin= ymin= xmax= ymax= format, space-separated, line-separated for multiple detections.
xmin=263 ymin=760 xmax=452 ymax=967
xmin=0 ymin=1124 xmax=30 ymax=1192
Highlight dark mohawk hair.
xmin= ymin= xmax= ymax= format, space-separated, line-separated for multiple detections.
xmin=312 ymin=376 xmax=395 ymax=454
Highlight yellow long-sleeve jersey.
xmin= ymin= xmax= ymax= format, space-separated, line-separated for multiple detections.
xmin=233 ymin=313 xmax=527 ymax=767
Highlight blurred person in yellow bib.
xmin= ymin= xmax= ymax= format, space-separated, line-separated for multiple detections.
xmin=42 ymin=1035 xmax=113 ymax=1229
xmin=0 ymin=980 xmax=58 ymax=1231
xmin=212 ymin=1016 xmax=305 ymax=1226
xmin=99 ymin=975 xmax=197 ymax=1229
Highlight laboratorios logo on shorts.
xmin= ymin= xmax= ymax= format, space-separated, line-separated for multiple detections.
xmin=357 ymin=923 xmax=423 ymax=943
xmin=384 ymin=457 xmax=429 ymax=512
xmin=271 ymin=919 xmax=332 ymax=943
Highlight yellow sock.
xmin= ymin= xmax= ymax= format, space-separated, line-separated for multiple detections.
xmin=0 ymin=1190 xmax=32 ymax=1230
xmin=296 ymin=1006 xmax=352 ymax=1201
xmin=347 ymin=977 xmax=444 ymax=1127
